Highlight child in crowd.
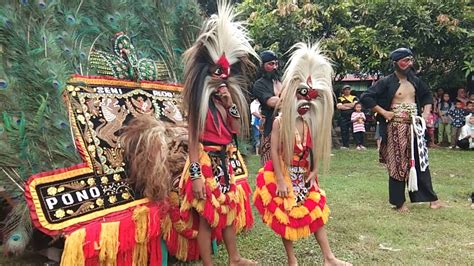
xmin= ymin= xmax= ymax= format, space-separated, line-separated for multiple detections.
xmin=448 ymin=100 xmax=469 ymax=149
xmin=437 ymin=93 xmax=453 ymax=146
xmin=467 ymin=101 xmax=474 ymax=114
xmin=425 ymin=110 xmax=438 ymax=147
xmin=351 ymin=102 xmax=366 ymax=150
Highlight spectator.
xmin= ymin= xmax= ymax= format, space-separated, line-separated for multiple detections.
xmin=374 ymin=113 xmax=382 ymax=151
xmin=425 ymin=110 xmax=438 ymax=147
xmin=467 ymin=101 xmax=474 ymax=114
xmin=437 ymin=93 xmax=453 ymax=146
xmin=336 ymin=85 xmax=358 ymax=149
xmin=448 ymin=100 xmax=469 ymax=149
xmin=456 ymin=114 xmax=473 ymax=150
xmin=351 ymin=102 xmax=367 ymax=150
xmin=252 ymin=50 xmax=282 ymax=165
xmin=250 ymin=98 xmax=261 ymax=154
xmin=433 ymin=88 xmax=444 ymax=117
xmin=456 ymin=87 xmax=469 ymax=108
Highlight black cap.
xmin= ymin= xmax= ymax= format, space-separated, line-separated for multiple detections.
xmin=260 ymin=50 xmax=278 ymax=64
xmin=389 ymin=48 xmax=413 ymax=61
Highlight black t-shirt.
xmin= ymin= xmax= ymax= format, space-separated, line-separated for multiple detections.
xmin=252 ymin=77 xmax=275 ymax=137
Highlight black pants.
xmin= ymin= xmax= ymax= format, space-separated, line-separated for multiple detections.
xmin=339 ymin=116 xmax=352 ymax=147
xmin=457 ymin=138 xmax=471 ymax=150
xmin=388 ymin=143 xmax=438 ymax=207
xmin=353 ymin=131 xmax=365 ymax=146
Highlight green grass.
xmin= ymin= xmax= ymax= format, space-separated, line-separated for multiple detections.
xmin=2 ymin=148 xmax=473 ymax=265
xmin=214 ymin=148 xmax=473 ymax=265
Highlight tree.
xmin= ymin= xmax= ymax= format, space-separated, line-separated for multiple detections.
xmin=238 ymin=0 xmax=472 ymax=89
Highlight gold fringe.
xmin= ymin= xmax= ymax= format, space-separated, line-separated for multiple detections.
xmin=161 ymin=215 xmax=172 ymax=239
xmin=263 ymin=171 xmax=273 ymax=184
xmin=322 ymin=206 xmax=330 ymax=223
xmin=133 ymin=206 xmax=149 ymax=266
xmin=263 ymin=210 xmax=273 ymax=225
xmin=259 ymin=187 xmax=272 ymax=206
xmin=289 ymin=205 xmax=310 ymax=219
xmin=235 ymin=186 xmax=246 ymax=231
xmin=285 ymin=225 xmax=311 ymax=241
xmin=99 ymin=221 xmax=120 ymax=266
xmin=274 ymin=208 xmax=289 ymax=224
xmin=176 ymin=234 xmax=188 ymax=261
xmin=61 ymin=228 xmax=86 ymax=266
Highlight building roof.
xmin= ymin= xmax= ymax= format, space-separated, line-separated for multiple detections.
xmin=340 ymin=74 xmax=378 ymax=82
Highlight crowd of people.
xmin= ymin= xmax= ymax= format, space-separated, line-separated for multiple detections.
xmin=250 ymin=65 xmax=474 ymax=153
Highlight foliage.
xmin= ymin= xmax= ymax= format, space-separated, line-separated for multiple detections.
xmin=238 ymin=0 xmax=473 ymax=89
xmin=0 ymin=0 xmax=202 ymax=193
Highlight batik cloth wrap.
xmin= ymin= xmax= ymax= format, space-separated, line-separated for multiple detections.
xmin=380 ymin=103 xmax=418 ymax=181
xmin=260 ymin=135 xmax=272 ymax=165
xmin=253 ymin=126 xmax=329 ymax=241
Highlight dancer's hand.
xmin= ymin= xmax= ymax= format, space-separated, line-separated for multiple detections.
xmin=276 ymin=177 xmax=289 ymax=198
xmin=382 ymin=110 xmax=394 ymax=121
xmin=215 ymin=85 xmax=233 ymax=108
xmin=192 ymin=178 xmax=206 ymax=200
xmin=306 ymin=171 xmax=320 ymax=190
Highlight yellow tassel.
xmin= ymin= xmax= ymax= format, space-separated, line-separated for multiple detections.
xmin=161 ymin=215 xmax=172 ymax=239
xmin=263 ymin=172 xmax=274 ymax=184
xmin=322 ymin=206 xmax=330 ymax=224
xmin=283 ymin=197 xmax=296 ymax=211
xmin=176 ymin=235 xmax=188 ymax=261
xmin=226 ymin=208 xmax=236 ymax=226
xmin=289 ymin=205 xmax=309 ymax=219
xmin=259 ymin=187 xmax=272 ymax=206
xmin=211 ymin=196 xmax=220 ymax=208
xmin=308 ymin=191 xmax=321 ymax=202
xmin=192 ymin=200 xmax=204 ymax=213
xmin=263 ymin=210 xmax=273 ymax=225
xmin=235 ymin=186 xmax=246 ymax=231
xmin=309 ymin=206 xmax=323 ymax=221
xmin=99 ymin=222 xmax=120 ymax=266
xmin=133 ymin=206 xmax=149 ymax=266
xmin=285 ymin=225 xmax=310 ymax=241
xmin=211 ymin=210 xmax=219 ymax=227
xmin=274 ymin=208 xmax=289 ymax=225
xmin=221 ymin=204 xmax=229 ymax=214
xmin=61 ymin=228 xmax=85 ymax=266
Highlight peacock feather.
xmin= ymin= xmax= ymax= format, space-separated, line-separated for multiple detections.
xmin=0 ymin=0 xmax=203 ymax=256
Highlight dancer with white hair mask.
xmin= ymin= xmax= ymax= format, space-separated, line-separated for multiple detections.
xmin=253 ymin=43 xmax=351 ymax=266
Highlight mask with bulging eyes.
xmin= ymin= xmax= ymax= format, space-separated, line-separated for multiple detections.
xmin=296 ymin=76 xmax=319 ymax=116
xmin=211 ymin=54 xmax=230 ymax=80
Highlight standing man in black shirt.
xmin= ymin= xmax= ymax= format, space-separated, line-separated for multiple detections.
xmin=360 ymin=47 xmax=442 ymax=212
xmin=336 ymin=85 xmax=358 ymax=149
xmin=252 ymin=50 xmax=282 ymax=165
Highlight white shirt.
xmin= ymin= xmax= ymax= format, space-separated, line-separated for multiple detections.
xmin=250 ymin=99 xmax=260 ymax=126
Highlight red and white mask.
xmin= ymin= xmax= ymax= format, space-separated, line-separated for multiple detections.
xmin=296 ymin=76 xmax=319 ymax=116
